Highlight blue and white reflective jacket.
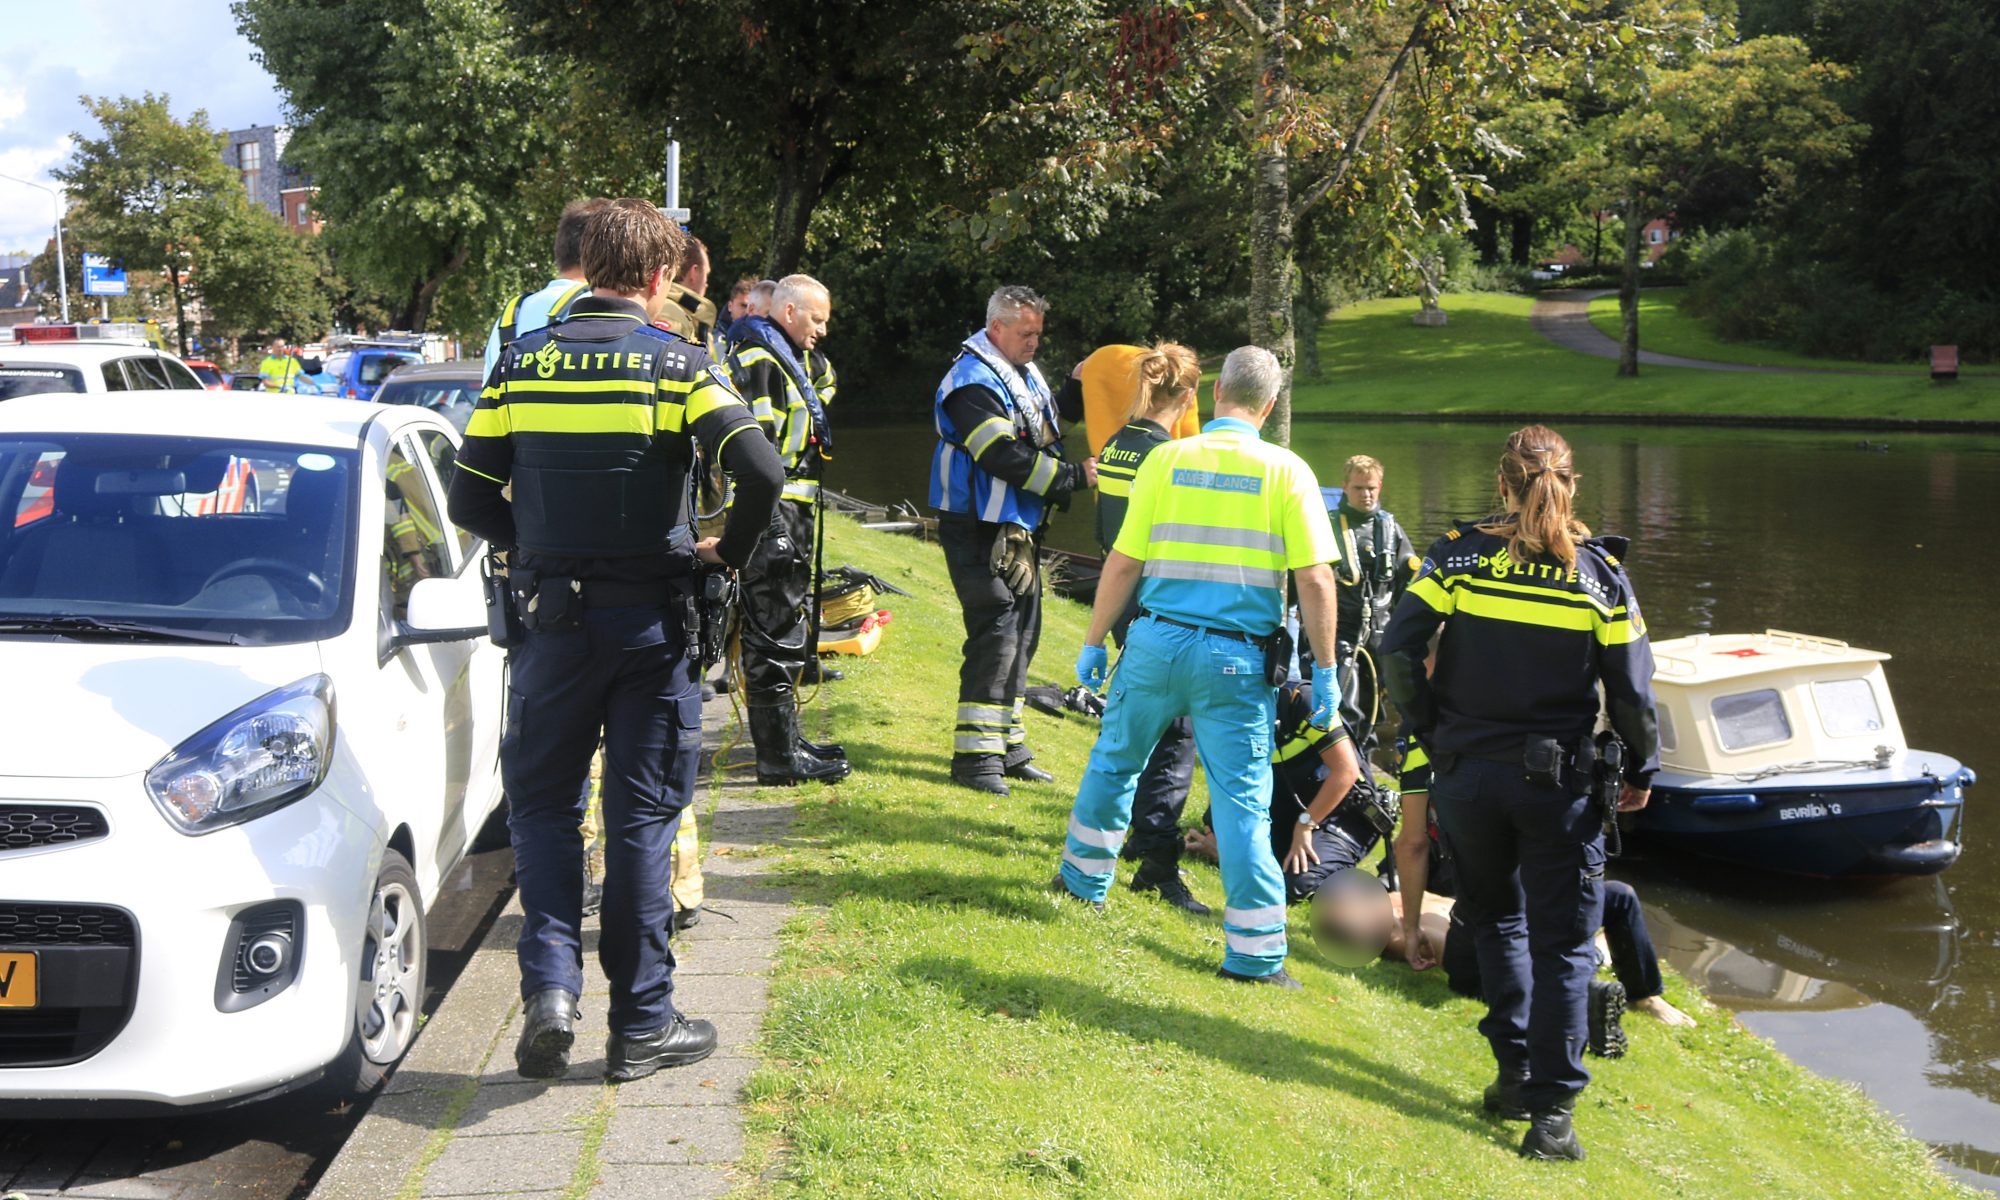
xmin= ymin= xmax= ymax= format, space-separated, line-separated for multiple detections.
xmin=929 ymin=331 xmax=1063 ymax=528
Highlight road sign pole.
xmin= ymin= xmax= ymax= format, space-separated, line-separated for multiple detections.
xmin=0 ymin=172 xmax=70 ymax=323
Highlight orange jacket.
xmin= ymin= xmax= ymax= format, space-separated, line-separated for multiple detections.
xmin=1077 ymin=344 xmax=1201 ymax=456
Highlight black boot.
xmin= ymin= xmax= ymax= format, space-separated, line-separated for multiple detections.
xmin=750 ymin=704 xmax=850 ymax=786
xmin=605 ymin=1013 xmax=718 ymax=1082
xmin=1483 ymin=1070 xmax=1531 ymax=1120
xmin=798 ymin=733 xmax=847 ymax=761
xmin=1129 ymin=842 xmax=1211 ymax=916
xmin=515 ymin=988 xmax=578 ymax=1079
xmin=802 ymin=658 xmax=844 ymax=684
xmin=950 ymin=753 xmax=1009 ymax=796
xmin=1518 ymin=1104 xmax=1585 ymax=1161
xmin=1587 ymin=979 xmax=1628 ymax=1059
xmin=1002 ymin=746 xmax=1054 ymax=784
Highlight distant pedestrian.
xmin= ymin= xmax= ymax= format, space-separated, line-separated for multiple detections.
xmin=257 ymin=338 xmax=301 ymax=392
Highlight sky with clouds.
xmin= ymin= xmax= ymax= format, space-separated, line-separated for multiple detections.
xmin=0 ymin=2 xmax=287 ymax=252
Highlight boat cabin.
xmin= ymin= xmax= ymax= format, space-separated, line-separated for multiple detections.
xmin=1648 ymin=630 xmax=1905 ymax=778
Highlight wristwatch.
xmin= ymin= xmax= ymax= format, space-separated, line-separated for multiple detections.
xmin=1296 ymin=811 xmax=1316 ymax=827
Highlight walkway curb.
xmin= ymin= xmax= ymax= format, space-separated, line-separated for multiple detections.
xmin=310 ymin=692 xmax=799 ymax=1200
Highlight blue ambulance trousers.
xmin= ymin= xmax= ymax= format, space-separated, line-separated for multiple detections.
xmin=1059 ymin=616 xmax=1289 ymax=976
xmin=503 ymin=603 xmax=702 ymax=1038
xmin=1429 ymin=756 xmax=1606 ymax=1111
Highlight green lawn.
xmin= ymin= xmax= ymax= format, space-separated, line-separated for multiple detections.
xmin=1584 ymin=289 xmax=1994 ymax=376
xmin=731 ymin=516 xmax=1974 ymax=1199
xmin=1289 ymin=293 xmax=2000 ymax=422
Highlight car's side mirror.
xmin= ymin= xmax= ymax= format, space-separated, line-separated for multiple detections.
xmin=398 ymin=573 xmax=487 ymax=646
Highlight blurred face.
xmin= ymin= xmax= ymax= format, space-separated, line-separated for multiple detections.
xmin=1344 ymin=470 xmax=1383 ymax=513
xmin=266 ymin=340 xmax=283 ymax=355
xmin=986 ymin=308 xmax=1044 ymax=367
xmin=775 ymin=289 xmax=830 ymax=351
xmin=680 ymin=246 xmax=710 ymax=295
xmin=728 ymin=291 xmax=751 ymax=320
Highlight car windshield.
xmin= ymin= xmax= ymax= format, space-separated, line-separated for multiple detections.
xmin=0 ymin=433 xmax=358 ymax=645
xmin=360 ymin=354 xmax=420 ymax=385
xmin=0 ymin=365 xmax=86 ymax=399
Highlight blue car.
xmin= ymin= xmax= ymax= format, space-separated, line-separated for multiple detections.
xmin=319 ymin=348 xmax=424 ymax=402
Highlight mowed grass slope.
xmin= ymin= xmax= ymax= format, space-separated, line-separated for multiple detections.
xmin=1293 ymin=293 xmax=2000 ymax=422
xmin=1585 ymin=289 xmax=1997 ymax=376
xmin=735 ymin=516 xmax=1974 ymax=1199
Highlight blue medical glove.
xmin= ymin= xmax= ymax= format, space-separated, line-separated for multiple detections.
xmin=1076 ymin=643 xmax=1109 ymax=691
xmin=1310 ymin=662 xmax=1340 ymax=728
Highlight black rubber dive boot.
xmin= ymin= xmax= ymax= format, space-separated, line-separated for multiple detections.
xmin=798 ymin=734 xmax=847 ymax=761
xmin=750 ymin=704 xmax=850 ymax=786
xmin=802 ymin=658 xmax=844 ymax=684
xmin=605 ymin=1013 xmax=718 ymax=1082
xmin=1587 ymin=979 xmax=1629 ymax=1059
xmin=1049 ymin=873 xmax=1106 ymax=912
xmin=1129 ymin=843 xmax=1211 ymax=916
xmin=1002 ymin=746 xmax=1055 ymax=784
xmin=1519 ymin=1105 xmax=1585 ymax=1161
xmin=951 ymin=753 xmax=1010 ymax=796
xmin=515 ymin=988 xmax=578 ymax=1079
xmin=1483 ymin=1070 xmax=1532 ymax=1121
xmin=1217 ymin=966 xmax=1303 ymax=989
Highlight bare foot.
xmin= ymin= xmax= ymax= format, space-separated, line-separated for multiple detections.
xmin=1632 ymin=994 xmax=1698 ymax=1028
xmin=1183 ymin=827 xmax=1219 ymax=864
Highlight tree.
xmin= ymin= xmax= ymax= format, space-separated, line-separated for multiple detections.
xmin=236 ymin=0 xmax=578 ymax=335
xmin=1579 ymin=35 xmax=1862 ymax=374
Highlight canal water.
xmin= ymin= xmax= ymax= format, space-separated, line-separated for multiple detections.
xmin=831 ymin=416 xmax=2000 ymax=1190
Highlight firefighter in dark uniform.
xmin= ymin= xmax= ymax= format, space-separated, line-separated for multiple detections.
xmin=1380 ymin=424 xmax=1658 ymax=1161
xmin=1307 ymin=454 xmax=1417 ymax=755
xmin=446 ymin=199 xmax=785 ymax=1084
xmin=1091 ymin=342 xmax=1206 ymax=913
xmin=930 ymin=285 xmax=1091 ymax=796
xmin=723 ymin=273 xmax=850 ymax=785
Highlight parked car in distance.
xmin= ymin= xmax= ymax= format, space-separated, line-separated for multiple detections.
xmin=374 ymin=361 xmax=483 ymax=433
xmin=182 ymin=359 xmax=231 ymax=391
xmin=0 ymin=324 xmax=207 ymax=399
xmin=0 ymin=393 xmax=505 ymax=1112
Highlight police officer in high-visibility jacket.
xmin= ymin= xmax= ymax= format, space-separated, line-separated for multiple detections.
xmin=1057 ymin=346 xmax=1342 ymax=987
xmin=481 ymin=197 xmax=607 ymax=384
xmin=257 ymin=339 xmax=301 ymax=392
xmin=446 ymin=199 xmax=785 ymax=1084
xmin=724 ymin=274 xmax=850 ymax=786
xmin=1379 ymin=424 xmax=1659 ymax=1162
xmin=930 ymin=285 xmax=1092 ymax=795
xmin=1090 ymin=342 xmax=1208 ymax=915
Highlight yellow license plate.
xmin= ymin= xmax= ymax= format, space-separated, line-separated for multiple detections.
xmin=0 ymin=951 xmax=36 ymax=1008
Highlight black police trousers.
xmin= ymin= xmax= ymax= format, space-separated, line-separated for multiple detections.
xmin=940 ymin=515 xmax=1040 ymax=763
xmin=1112 ymin=596 xmax=1195 ymax=859
xmin=739 ymin=499 xmax=814 ymax=706
xmin=1442 ymin=879 xmax=1664 ymax=1004
xmin=1429 ymin=756 xmax=1606 ymax=1111
xmin=503 ymin=602 xmax=701 ymax=1037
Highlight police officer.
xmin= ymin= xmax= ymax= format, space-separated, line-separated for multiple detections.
xmin=725 ymin=273 xmax=850 ymax=785
xmin=481 ymin=197 xmax=607 ymax=383
xmin=1057 ymin=346 xmax=1342 ymax=987
xmin=931 ymin=286 xmax=1092 ymax=795
xmin=1379 ymin=424 xmax=1659 ymax=1160
xmin=1091 ymin=342 xmax=1206 ymax=914
xmin=257 ymin=338 xmax=301 ymax=392
xmin=1316 ymin=454 xmax=1417 ymax=752
xmin=446 ymin=199 xmax=785 ymax=1083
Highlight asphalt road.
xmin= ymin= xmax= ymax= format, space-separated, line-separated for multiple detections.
xmin=0 ymin=810 xmax=516 ymax=1200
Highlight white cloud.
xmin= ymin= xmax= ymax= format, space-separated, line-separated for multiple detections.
xmin=0 ymin=137 xmax=77 ymax=254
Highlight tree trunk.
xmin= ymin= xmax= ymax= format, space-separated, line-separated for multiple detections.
xmin=1509 ymin=215 xmax=1535 ymax=267
xmin=1246 ymin=0 xmax=1295 ymax=445
xmin=1589 ymin=211 xmax=1605 ymax=273
xmin=406 ymin=243 xmax=471 ymax=332
xmin=1618 ymin=192 xmax=1644 ymax=378
xmin=164 ymin=246 xmax=190 ymax=358
xmin=1294 ymin=272 xmax=1321 ymax=381
xmin=766 ymin=131 xmax=843 ymax=278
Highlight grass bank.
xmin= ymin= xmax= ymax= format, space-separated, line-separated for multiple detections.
xmin=1291 ymin=293 xmax=2000 ymax=423
xmin=732 ymin=515 xmax=1973 ymax=1198
xmin=1584 ymin=289 xmax=1996 ymax=377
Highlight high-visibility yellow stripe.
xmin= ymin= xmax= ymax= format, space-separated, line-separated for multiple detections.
xmin=783 ymin=479 xmax=820 ymax=502
xmin=499 ymin=295 xmax=522 ymax=324
xmin=1024 ymin=454 xmax=1059 ymax=495
xmin=505 ymin=378 xmax=656 ymax=396
xmin=1596 ymin=616 xmax=1645 ymax=646
xmin=687 ymin=382 xmax=745 ymax=424
xmin=1408 ymin=574 xmax=1454 ymax=614
xmin=656 ymin=377 xmax=695 ymax=394
xmin=458 ymin=462 xmax=506 ymax=484
xmin=656 ymin=402 xmax=686 ymax=433
xmin=1099 ymin=477 xmax=1132 ymax=498
xmin=735 ymin=347 xmax=777 ymax=367
xmin=1403 ymin=744 xmax=1429 ymax=773
xmin=1463 ymin=574 xmax=1619 ymax=619
xmin=465 ymin=408 xmax=510 ymax=437
xmin=1454 ymin=587 xmax=1596 ymax=632
xmin=964 ymin=416 xmax=1012 ymax=460
xmin=502 ymin=401 xmax=653 ymax=436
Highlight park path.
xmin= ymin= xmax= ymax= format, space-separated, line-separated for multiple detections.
xmin=1527 ymin=289 xmax=1876 ymax=375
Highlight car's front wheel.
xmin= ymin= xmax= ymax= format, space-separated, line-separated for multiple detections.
xmin=331 ymin=849 xmax=426 ymax=1094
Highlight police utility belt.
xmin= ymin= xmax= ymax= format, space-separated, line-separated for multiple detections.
xmin=1139 ymin=609 xmax=1293 ymax=688
xmin=480 ymin=551 xmax=736 ymax=673
xmin=1434 ymin=733 xmax=1596 ymax=791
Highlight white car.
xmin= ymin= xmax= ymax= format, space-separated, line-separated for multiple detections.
xmin=0 ymin=323 xmax=208 ymax=397
xmin=0 ymin=393 xmax=505 ymax=1111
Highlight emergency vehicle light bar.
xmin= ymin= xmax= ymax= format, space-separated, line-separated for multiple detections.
xmin=0 ymin=322 xmax=152 ymax=346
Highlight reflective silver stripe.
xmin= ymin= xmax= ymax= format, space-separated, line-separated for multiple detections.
xmin=980 ymin=485 xmax=1008 ymax=523
xmin=1150 ymin=523 xmax=1284 ymax=554
xmin=1226 ymin=931 xmax=1288 ymax=955
xmin=1142 ymin=559 xmax=1285 ymax=590
xmin=1067 ymin=816 xmax=1124 ymax=851
xmin=1224 ymin=905 xmax=1287 ymax=929
xmin=782 ymin=479 xmax=820 ymax=502
xmin=955 ymin=733 xmax=1006 ymax=753
xmin=957 ymin=704 xmax=1008 ymax=724
xmin=782 ymin=402 xmax=811 ymax=457
xmin=1024 ymin=454 xmax=1059 ymax=496
xmin=1061 ymin=847 xmax=1117 ymax=876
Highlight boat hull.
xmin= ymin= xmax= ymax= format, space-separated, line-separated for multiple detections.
xmin=1631 ymin=755 xmax=1973 ymax=878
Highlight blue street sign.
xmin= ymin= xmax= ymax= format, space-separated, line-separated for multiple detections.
xmin=82 ymin=254 xmax=127 ymax=297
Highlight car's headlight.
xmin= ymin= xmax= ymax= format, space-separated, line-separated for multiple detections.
xmin=146 ymin=675 xmax=336 ymax=835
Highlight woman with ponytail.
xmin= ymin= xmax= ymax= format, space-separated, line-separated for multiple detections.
xmin=1087 ymin=341 xmax=1211 ymax=914
xmin=1378 ymin=424 xmax=1661 ymax=1163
